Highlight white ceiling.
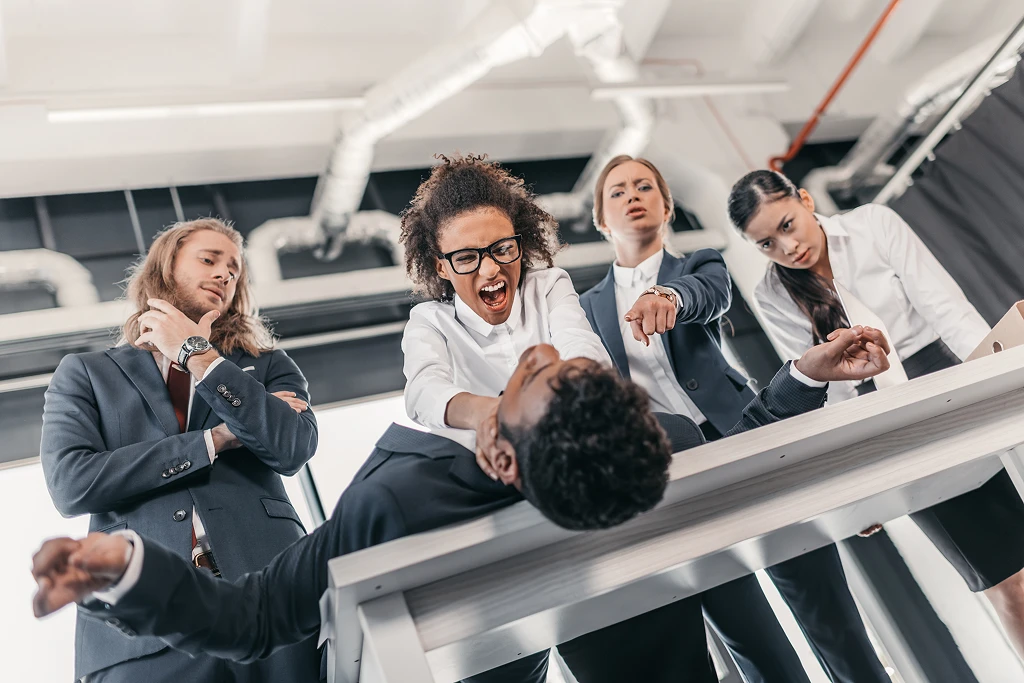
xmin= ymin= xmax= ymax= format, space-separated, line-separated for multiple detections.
xmin=0 ymin=0 xmax=1019 ymax=197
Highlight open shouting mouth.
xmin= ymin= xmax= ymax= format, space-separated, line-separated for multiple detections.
xmin=479 ymin=280 xmax=508 ymax=312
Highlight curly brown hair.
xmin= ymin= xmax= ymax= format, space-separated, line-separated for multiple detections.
xmin=399 ymin=154 xmax=563 ymax=302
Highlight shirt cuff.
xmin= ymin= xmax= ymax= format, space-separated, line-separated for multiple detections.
xmin=91 ymin=530 xmax=144 ymax=606
xmin=195 ymin=356 xmax=227 ymax=383
xmin=789 ymin=361 xmax=828 ymax=388
xmin=204 ymin=429 xmax=217 ymax=464
xmin=667 ymin=287 xmax=685 ymax=313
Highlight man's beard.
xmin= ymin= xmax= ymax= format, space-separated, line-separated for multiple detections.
xmin=170 ymin=288 xmax=222 ymax=327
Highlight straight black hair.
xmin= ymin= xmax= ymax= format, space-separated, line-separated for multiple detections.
xmin=728 ymin=170 xmax=848 ymax=344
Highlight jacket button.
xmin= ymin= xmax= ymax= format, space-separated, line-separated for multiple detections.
xmin=231 ymin=398 xmax=242 ymax=407
xmin=181 ymin=460 xmax=191 ymax=471
xmin=217 ymin=384 xmax=227 ymax=394
xmin=223 ymin=391 xmax=233 ymax=399
xmin=685 ymin=379 xmax=699 ymax=391
xmin=161 ymin=470 xmax=171 ymax=478
xmin=172 ymin=509 xmax=187 ymax=522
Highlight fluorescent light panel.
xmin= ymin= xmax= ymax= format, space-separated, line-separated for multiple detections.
xmin=591 ymin=80 xmax=790 ymax=100
xmin=48 ymin=97 xmax=365 ymax=123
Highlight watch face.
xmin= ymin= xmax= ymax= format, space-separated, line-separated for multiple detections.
xmin=186 ymin=336 xmax=211 ymax=351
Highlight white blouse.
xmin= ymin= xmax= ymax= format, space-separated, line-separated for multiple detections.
xmin=754 ymin=204 xmax=990 ymax=403
xmin=612 ymin=250 xmax=706 ymax=423
xmin=402 ymin=267 xmax=612 ymax=451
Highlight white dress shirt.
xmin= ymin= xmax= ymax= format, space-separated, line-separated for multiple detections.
xmin=155 ymin=353 xmax=224 ymax=558
xmin=613 ymin=250 xmax=708 ymax=423
xmin=402 ymin=267 xmax=612 ymax=452
xmin=754 ymin=204 xmax=990 ymax=403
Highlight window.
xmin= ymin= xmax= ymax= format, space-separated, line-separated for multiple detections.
xmin=0 ymin=463 xmax=89 ymax=682
xmin=305 ymin=394 xmax=421 ymax=512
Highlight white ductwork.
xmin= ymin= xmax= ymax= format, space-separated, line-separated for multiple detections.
xmin=0 ymin=249 xmax=100 ymax=307
xmin=311 ymin=0 xmax=630 ymax=235
xmin=804 ymin=34 xmax=1019 ymax=214
xmin=554 ymin=9 xmax=656 ymax=227
xmin=247 ymin=0 xmax=632 ymax=284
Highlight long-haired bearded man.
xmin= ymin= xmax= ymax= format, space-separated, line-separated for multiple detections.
xmin=40 ymin=218 xmax=320 ymax=683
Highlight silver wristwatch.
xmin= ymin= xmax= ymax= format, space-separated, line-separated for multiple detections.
xmin=641 ymin=285 xmax=677 ymax=306
xmin=178 ymin=336 xmax=212 ymax=368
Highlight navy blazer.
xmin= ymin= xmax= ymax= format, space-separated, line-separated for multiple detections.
xmin=85 ymin=365 xmax=826 ymax=683
xmin=580 ymin=248 xmax=756 ymax=433
xmin=41 ymin=344 xmax=319 ymax=679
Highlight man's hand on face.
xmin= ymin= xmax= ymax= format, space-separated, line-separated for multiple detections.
xmin=32 ymin=533 xmax=131 ymax=618
xmin=794 ymin=326 xmax=892 ymax=383
xmin=136 ymin=298 xmax=219 ymax=362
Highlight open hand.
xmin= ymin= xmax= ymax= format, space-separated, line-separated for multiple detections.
xmin=794 ymin=326 xmax=891 ymax=383
xmin=624 ymin=292 xmax=677 ymax=347
xmin=136 ymin=298 xmax=219 ymax=361
xmin=32 ymin=533 xmax=131 ymax=618
xmin=272 ymin=391 xmax=308 ymax=414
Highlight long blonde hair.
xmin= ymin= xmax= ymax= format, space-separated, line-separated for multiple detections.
xmin=121 ymin=218 xmax=274 ymax=357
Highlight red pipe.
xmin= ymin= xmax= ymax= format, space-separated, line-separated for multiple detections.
xmin=769 ymin=0 xmax=903 ymax=171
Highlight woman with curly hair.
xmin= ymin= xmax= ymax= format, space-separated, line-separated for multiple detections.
xmin=400 ymin=154 xmax=610 ymax=473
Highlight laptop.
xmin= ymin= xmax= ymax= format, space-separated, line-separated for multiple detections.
xmin=833 ymin=280 xmax=908 ymax=389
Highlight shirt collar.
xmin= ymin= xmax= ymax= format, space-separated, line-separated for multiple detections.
xmin=815 ymin=212 xmax=849 ymax=239
xmin=453 ymin=282 xmax=524 ymax=337
xmin=612 ymin=249 xmax=664 ymax=288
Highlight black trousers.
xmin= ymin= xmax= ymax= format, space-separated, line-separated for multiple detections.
xmin=857 ymin=339 xmax=1024 ymax=592
xmin=700 ymin=421 xmax=888 ymax=683
xmin=464 ymin=597 xmax=717 ymax=683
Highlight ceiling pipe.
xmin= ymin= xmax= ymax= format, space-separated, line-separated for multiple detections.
xmin=0 ymin=249 xmax=100 ymax=307
xmin=804 ymin=34 xmax=1020 ymax=214
xmin=247 ymin=0 xmax=630 ymax=284
xmin=769 ymin=0 xmax=902 ymax=171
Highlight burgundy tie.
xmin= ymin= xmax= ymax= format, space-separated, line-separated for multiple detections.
xmin=166 ymin=363 xmax=191 ymax=434
xmin=166 ymin=364 xmax=200 ymax=552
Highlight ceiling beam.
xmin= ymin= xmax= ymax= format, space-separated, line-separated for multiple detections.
xmin=0 ymin=2 xmax=8 ymax=88
xmin=234 ymin=0 xmax=272 ymax=82
xmin=832 ymin=0 xmax=873 ymax=23
xmin=741 ymin=0 xmax=823 ymax=65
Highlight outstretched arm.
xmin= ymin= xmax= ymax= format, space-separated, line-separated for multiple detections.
xmin=726 ymin=326 xmax=890 ymax=437
xmin=33 ymin=481 xmax=407 ymax=662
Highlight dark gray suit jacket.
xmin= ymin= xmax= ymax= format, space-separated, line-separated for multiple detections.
xmin=41 ymin=344 xmax=318 ymax=679
xmin=85 ymin=364 xmax=825 ymax=682
xmin=580 ymin=248 xmax=756 ymax=433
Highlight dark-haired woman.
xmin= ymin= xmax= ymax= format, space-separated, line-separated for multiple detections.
xmin=730 ymin=168 xmax=1024 ymax=659
xmin=582 ymin=155 xmax=889 ymax=683
xmin=400 ymin=155 xmax=610 ymax=464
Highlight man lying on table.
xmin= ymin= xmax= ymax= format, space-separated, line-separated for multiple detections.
xmin=32 ymin=327 xmax=889 ymax=683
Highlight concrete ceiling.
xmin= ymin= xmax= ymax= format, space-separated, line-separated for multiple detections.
xmin=0 ymin=0 xmax=1019 ymax=197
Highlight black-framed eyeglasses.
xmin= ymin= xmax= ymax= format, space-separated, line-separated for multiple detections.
xmin=440 ymin=235 xmax=523 ymax=275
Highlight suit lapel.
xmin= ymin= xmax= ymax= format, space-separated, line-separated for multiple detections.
xmin=190 ymin=350 xmax=244 ymax=430
xmin=592 ymin=267 xmax=631 ymax=379
xmin=658 ymin=250 xmax=685 ymax=376
xmin=107 ymin=346 xmax=181 ymax=437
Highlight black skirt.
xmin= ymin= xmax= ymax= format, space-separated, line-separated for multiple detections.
xmin=858 ymin=339 xmax=1024 ymax=591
